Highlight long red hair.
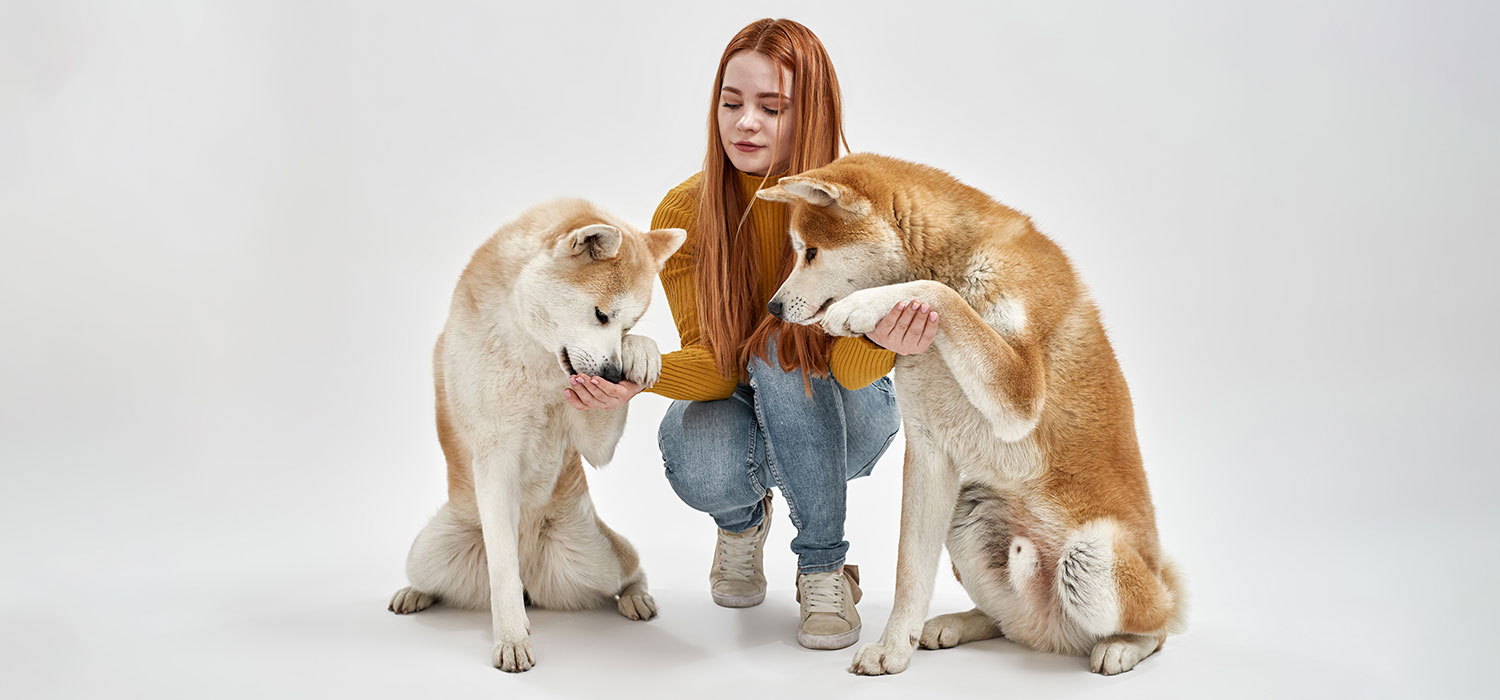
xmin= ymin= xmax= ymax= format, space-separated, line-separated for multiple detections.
xmin=694 ymin=18 xmax=850 ymax=385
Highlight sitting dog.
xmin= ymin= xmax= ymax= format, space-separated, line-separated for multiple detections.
xmin=388 ymin=198 xmax=684 ymax=672
xmin=759 ymin=154 xmax=1187 ymax=676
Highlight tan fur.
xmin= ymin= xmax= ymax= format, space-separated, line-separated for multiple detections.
xmin=760 ymin=154 xmax=1185 ymax=676
xmin=388 ymin=198 xmax=684 ymax=672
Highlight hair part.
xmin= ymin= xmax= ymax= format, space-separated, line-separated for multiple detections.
xmin=694 ymin=18 xmax=850 ymax=387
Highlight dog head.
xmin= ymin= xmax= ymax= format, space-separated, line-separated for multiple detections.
xmin=757 ymin=155 xmax=908 ymax=324
xmin=513 ymin=205 xmax=683 ymax=381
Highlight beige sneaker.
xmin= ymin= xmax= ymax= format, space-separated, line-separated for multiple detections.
xmin=710 ymin=492 xmax=773 ymax=608
xmin=796 ymin=564 xmax=863 ymax=650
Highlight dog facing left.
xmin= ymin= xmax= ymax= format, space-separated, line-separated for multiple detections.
xmin=388 ymin=198 xmax=685 ymax=672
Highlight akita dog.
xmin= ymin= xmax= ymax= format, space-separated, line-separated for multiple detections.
xmin=759 ymin=154 xmax=1186 ymax=676
xmin=387 ymin=198 xmax=684 ymax=672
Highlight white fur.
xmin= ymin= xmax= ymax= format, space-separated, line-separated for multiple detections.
xmin=1057 ymin=520 xmax=1122 ymax=638
xmin=984 ymin=295 xmax=1028 ymax=337
xmin=390 ymin=200 xmax=679 ymax=672
xmin=1090 ymin=634 xmax=1159 ymax=675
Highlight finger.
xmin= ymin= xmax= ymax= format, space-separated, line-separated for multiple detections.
xmin=890 ymin=300 xmax=918 ymax=341
xmin=564 ymin=389 xmax=588 ymax=410
xmin=569 ymin=382 xmax=600 ymax=409
xmin=915 ymin=311 xmax=939 ymax=352
xmin=902 ymin=306 xmax=932 ymax=346
xmin=569 ymin=377 xmax=604 ymax=406
xmin=577 ymin=376 xmax=609 ymax=400
xmin=871 ymin=301 xmax=906 ymax=339
xmin=592 ymin=376 xmax=626 ymax=399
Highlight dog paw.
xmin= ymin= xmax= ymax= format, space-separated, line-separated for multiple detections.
xmin=1090 ymin=638 xmax=1143 ymax=676
xmin=493 ymin=638 xmax=535 ymax=672
xmin=616 ymin=586 xmax=658 ymax=621
xmin=820 ymin=296 xmax=881 ymax=338
xmin=918 ymin=613 xmax=967 ymax=649
xmin=387 ymin=586 xmax=434 ymax=614
xmin=849 ymin=639 xmax=914 ymax=676
xmin=822 ymin=286 xmax=916 ymax=337
xmin=620 ymin=334 xmax=661 ymax=387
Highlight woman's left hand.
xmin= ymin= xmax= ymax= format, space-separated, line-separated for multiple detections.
xmin=565 ymin=375 xmax=644 ymax=410
xmin=863 ymin=300 xmax=939 ymax=355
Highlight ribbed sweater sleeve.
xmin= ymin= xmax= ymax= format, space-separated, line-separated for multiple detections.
xmin=646 ymin=175 xmax=740 ymax=401
xmin=829 ymin=335 xmax=896 ymax=390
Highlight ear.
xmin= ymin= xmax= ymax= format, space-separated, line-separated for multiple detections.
xmin=644 ymin=227 xmax=686 ymax=270
xmin=555 ymin=223 xmax=622 ymax=260
xmin=756 ymin=177 xmax=869 ymax=216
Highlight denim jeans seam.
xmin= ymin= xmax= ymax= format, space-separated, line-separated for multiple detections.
xmin=853 ymin=426 xmax=900 ymax=480
xmin=742 ymin=403 xmax=768 ymax=528
xmin=748 ymin=372 xmax=805 ymax=531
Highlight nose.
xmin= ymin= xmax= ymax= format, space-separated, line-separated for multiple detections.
xmin=737 ymin=113 xmax=759 ymax=133
xmin=766 ymin=299 xmax=784 ymax=319
xmin=600 ymin=364 xmax=624 ymax=384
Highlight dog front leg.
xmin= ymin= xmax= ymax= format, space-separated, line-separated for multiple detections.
xmin=571 ymin=402 xmax=627 ymax=468
xmin=472 ymin=448 xmax=534 ymax=672
xmin=824 ymin=280 xmax=1045 ymax=442
xmin=850 ymin=432 xmax=959 ymax=676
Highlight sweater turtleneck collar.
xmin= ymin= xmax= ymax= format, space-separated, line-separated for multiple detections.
xmin=735 ymin=169 xmax=789 ymax=196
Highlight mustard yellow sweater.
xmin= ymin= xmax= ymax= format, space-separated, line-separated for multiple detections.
xmin=646 ymin=171 xmax=895 ymax=401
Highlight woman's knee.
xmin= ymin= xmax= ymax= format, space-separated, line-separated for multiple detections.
xmin=658 ymin=400 xmax=758 ymax=514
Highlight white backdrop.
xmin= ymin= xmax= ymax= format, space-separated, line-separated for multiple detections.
xmin=2 ymin=1 xmax=1496 ymax=698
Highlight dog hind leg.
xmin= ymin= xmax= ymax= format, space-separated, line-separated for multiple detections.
xmin=391 ymin=501 xmax=489 ymax=613
xmin=919 ymin=482 xmax=1009 ymax=650
xmin=597 ymin=517 xmax=657 ymax=621
xmin=1058 ymin=520 xmax=1181 ymax=675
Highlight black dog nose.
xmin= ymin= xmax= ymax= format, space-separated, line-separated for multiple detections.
xmin=601 ymin=365 xmax=624 ymax=384
xmin=766 ymin=299 xmax=784 ymax=319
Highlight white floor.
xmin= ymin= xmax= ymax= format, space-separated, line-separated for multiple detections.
xmin=1 ymin=440 xmax=1486 ymax=699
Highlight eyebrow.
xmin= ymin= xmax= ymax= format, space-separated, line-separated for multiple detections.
xmin=720 ymin=86 xmax=791 ymax=100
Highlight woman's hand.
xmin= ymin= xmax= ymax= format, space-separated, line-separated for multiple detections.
xmin=863 ymin=300 xmax=939 ymax=355
xmin=564 ymin=375 xmax=645 ymax=410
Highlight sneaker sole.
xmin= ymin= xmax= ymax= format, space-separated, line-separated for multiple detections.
xmin=711 ymin=590 xmax=766 ymax=608
xmin=797 ymin=624 xmax=861 ymax=650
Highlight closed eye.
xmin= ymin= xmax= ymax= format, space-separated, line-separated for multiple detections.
xmin=595 ymin=307 xmax=609 ymax=325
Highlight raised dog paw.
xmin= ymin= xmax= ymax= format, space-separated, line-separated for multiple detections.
xmin=620 ymin=334 xmax=661 ymax=387
xmin=849 ymin=639 xmax=914 ymax=676
xmin=821 ymin=295 xmax=885 ymax=337
xmin=493 ymin=638 xmax=535 ymax=672
xmin=387 ymin=586 xmax=434 ymax=614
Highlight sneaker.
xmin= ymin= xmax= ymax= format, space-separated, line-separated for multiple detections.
xmin=710 ymin=492 xmax=773 ymax=608
xmin=796 ymin=564 xmax=863 ymax=650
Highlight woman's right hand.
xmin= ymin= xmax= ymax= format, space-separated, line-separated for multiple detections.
xmin=564 ymin=375 xmax=645 ymax=410
xmin=864 ymin=300 xmax=939 ymax=355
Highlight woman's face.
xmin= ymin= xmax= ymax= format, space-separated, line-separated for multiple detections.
xmin=718 ymin=51 xmax=796 ymax=176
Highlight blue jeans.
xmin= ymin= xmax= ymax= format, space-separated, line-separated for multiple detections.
xmin=658 ymin=343 xmax=901 ymax=574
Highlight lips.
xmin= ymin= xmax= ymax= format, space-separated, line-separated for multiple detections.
xmin=734 ymin=141 xmax=763 ymax=153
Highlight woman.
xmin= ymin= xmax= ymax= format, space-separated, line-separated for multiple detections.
xmin=564 ymin=18 xmax=939 ymax=650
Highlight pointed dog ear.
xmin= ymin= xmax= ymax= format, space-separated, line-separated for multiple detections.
xmin=555 ymin=224 xmax=622 ymax=260
xmin=756 ymin=177 xmax=868 ymax=216
xmin=644 ymin=227 xmax=686 ymax=270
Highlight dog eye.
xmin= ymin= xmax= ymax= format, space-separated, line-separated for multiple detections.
xmin=595 ymin=307 xmax=609 ymax=325
xmin=804 ymin=247 xmax=818 ymax=263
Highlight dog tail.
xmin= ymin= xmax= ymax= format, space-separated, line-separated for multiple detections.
xmin=404 ymin=502 xmax=490 ymax=610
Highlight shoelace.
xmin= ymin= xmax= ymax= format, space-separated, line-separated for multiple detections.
xmin=800 ymin=571 xmax=845 ymax=615
xmin=715 ymin=526 xmax=760 ymax=582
